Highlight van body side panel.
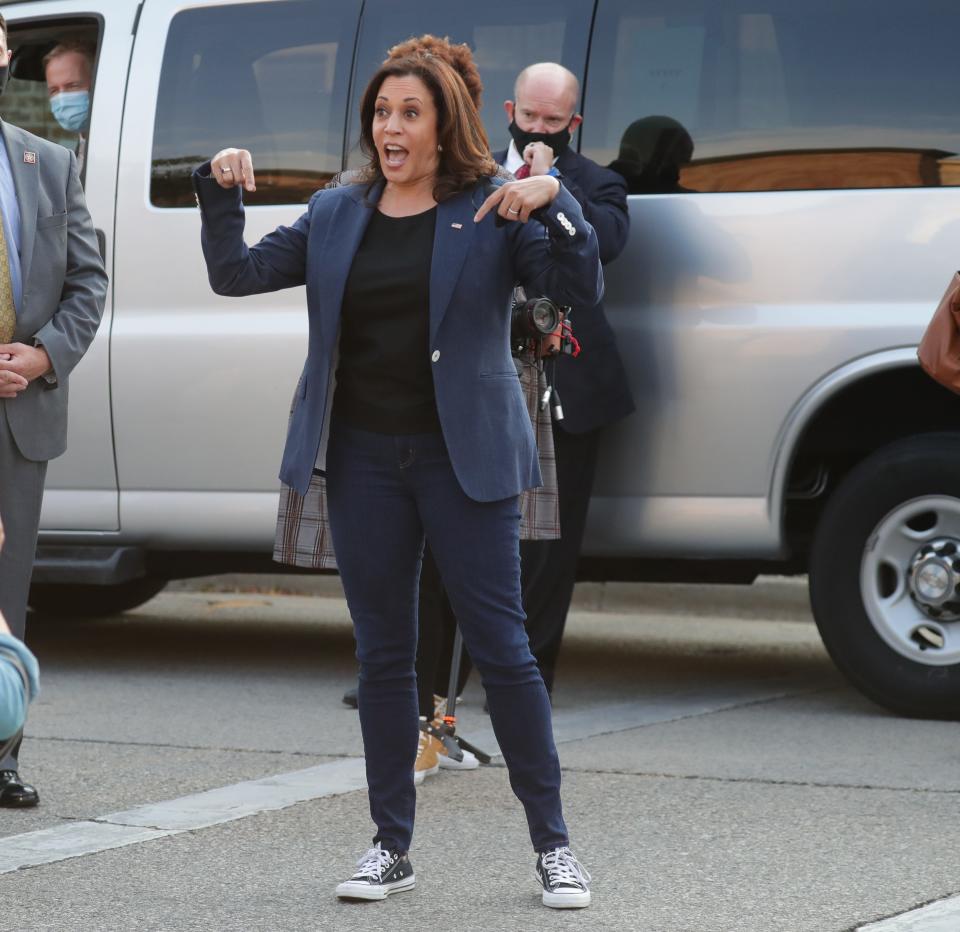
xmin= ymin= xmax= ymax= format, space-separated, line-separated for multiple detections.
xmin=110 ymin=0 xmax=359 ymax=549
xmin=28 ymin=0 xmax=960 ymax=568
xmin=585 ymin=188 xmax=960 ymax=557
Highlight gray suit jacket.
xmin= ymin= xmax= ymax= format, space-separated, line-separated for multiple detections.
xmin=3 ymin=120 xmax=108 ymax=462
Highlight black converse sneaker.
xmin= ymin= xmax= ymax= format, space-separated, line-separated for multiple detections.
xmin=537 ymin=846 xmax=591 ymax=908
xmin=335 ymin=843 xmax=415 ymax=901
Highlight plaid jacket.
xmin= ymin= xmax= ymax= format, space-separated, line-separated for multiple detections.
xmin=273 ymin=356 xmax=559 ymax=569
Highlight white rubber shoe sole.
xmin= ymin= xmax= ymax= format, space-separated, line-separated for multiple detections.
xmin=542 ymin=887 xmax=591 ymax=909
xmin=336 ymin=874 xmax=416 ymax=901
xmin=437 ymin=749 xmax=479 ymax=770
xmin=413 ymin=763 xmax=439 ymax=785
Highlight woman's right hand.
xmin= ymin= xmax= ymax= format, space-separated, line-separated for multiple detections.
xmin=210 ymin=148 xmax=257 ymax=192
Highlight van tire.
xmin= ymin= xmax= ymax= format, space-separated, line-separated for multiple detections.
xmin=809 ymin=432 xmax=960 ymax=720
xmin=28 ymin=578 xmax=168 ymax=618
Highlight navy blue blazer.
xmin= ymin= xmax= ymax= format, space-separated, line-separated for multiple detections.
xmin=194 ymin=169 xmax=602 ymax=500
xmin=494 ymin=147 xmax=635 ymax=434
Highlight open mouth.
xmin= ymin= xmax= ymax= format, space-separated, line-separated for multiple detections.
xmin=383 ymin=144 xmax=409 ymax=168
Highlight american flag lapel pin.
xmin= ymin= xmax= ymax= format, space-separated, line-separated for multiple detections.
xmin=451 ymin=222 xmax=462 ymax=230
xmin=23 ymin=151 xmax=37 ymax=164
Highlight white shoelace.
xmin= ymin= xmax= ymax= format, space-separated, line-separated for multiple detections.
xmin=541 ymin=847 xmax=591 ymax=889
xmin=353 ymin=843 xmax=394 ymax=880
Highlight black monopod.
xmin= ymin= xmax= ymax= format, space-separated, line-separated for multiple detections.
xmin=424 ymin=627 xmax=492 ymax=765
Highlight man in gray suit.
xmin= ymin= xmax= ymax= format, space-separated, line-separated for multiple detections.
xmin=0 ymin=14 xmax=107 ymax=807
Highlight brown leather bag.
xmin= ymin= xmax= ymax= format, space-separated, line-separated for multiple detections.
xmin=918 ymin=272 xmax=960 ymax=393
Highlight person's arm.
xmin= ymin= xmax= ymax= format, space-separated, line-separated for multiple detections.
xmin=502 ymin=183 xmax=604 ymax=311
xmin=558 ymin=166 xmax=629 ymax=266
xmin=193 ymin=150 xmax=315 ymax=297
xmin=0 ymin=628 xmax=39 ymax=742
xmin=32 ymin=149 xmax=109 ymax=384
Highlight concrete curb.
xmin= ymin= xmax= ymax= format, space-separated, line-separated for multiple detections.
xmin=168 ymin=574 xmax=813 ymax=622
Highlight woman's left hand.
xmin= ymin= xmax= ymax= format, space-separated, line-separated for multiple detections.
xmin=474 ymin=176 xmax=561 ymax=224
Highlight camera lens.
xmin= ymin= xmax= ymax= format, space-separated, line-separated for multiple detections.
xmin=528 ymin=298 xmax=559 ymax=335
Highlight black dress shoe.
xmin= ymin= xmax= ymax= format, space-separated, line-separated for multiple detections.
xmin=341 ymin=685 xmax=358 ymax=709
xmin=0 ymin=770 xmax=39 ymax=807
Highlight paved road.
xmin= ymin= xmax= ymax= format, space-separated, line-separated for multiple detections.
xmin=1 ymin=581 xmax=958 ymax=931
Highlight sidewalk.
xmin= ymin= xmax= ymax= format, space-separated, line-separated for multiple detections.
xmin=4 ymin=586 xmax=958 ymax=931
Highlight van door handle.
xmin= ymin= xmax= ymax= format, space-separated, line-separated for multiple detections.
xmin=95 ymin=228 xmax=107 ymax=263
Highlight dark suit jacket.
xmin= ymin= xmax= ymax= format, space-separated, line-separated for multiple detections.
xmin=494 ymin=147 xmax=635 ymax=433
xmin=194 ymin=169 xmax=603 ymax=499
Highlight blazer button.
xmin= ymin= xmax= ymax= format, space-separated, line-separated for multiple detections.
xmin=431 ymin=350 xmax=440 ymax=362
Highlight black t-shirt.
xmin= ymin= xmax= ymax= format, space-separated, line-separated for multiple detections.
xmin=332 ymin=206 xmax=440 ymax=434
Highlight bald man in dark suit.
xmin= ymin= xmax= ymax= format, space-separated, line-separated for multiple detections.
xmin=495 ymin=62 xmax=634 ymax=695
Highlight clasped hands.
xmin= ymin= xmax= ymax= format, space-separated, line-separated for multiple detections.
xmin=0 ymin=343 xmax=52 ymax=398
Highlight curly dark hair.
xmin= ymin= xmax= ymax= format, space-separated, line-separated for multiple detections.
xmin=386 ymin=34 xmax=484 ymax=109
xmin=356 ymin=36 xmax=497 ymax=202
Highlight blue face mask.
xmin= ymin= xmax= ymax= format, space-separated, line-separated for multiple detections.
xmin=50 ymin=91 xmax=89 ymax=132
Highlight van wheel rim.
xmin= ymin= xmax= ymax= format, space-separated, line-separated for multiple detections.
xmin=860 ymin=496 xmax=960 ymax=666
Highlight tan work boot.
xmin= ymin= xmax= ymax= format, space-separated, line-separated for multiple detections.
xmin=414 ymin=716 xmax=440 ymax=785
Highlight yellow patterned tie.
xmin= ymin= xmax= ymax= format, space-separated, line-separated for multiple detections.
xmin=0 ymin=217 xmax=15 ymax=344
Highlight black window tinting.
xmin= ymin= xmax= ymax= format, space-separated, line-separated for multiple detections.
xmin=584 ymin=0 xmax=960 ymax=193
xmin=151 ymin=0 xmax=359 ymax=207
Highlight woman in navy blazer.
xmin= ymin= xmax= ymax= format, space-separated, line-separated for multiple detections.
xmin=195 ymin=39 xmax=600 ymax=909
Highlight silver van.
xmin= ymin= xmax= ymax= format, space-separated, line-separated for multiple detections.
xmin=6 ymin=0 xmax=960 ymax=719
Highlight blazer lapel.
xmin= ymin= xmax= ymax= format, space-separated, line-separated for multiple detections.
xmin=1 ymin=122 xmax=38 ymax=287
xmin=429 ymin=190 xmax=476 ymax=344
xmin=311 ymin=181 xmax=379 ymax=358
xmin=556 ymin=147 xmax=581 ymax=182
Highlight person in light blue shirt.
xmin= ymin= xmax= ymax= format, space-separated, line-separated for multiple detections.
xmin=0 ymin=13 xmax=107 ymax=809
xmin=0 ymin=518 xmax=39 ymax=743
xmin=0 ymin=616 xmax=38 ymax=743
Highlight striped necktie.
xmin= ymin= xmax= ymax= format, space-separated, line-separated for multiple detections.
xmin=0 ymin=217 xmax=15 ymax=344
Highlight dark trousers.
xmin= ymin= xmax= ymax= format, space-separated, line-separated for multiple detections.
xmin=0 ymin=402 xmax=47 ymax=770
xmin=520 ymin=426 xmax=600 ymax=695
xmin=325 ymin=421 xmax=568 ymax=854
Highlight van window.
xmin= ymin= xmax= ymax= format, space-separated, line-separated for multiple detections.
xmin=347 ymin=0 xmax=592 ymax=164
xmin=151 ymin=0 xmax=359 ymax=208
xmin=584 ymin=0 xmax=960 ymax=193
xmin=0 ymin=20 xmax=100 ymax=179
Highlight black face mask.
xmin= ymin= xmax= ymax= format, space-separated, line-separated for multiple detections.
xmin=0 ymin=66 xmax=9 ymax=96
xmin=508 ymin=118 xmax=574 ymax=158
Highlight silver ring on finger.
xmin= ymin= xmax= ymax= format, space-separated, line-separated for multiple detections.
xmin=220 ymin=167 xmax=234 ymax=175
xmin=507 ymin=206 xmax=521 ymax=214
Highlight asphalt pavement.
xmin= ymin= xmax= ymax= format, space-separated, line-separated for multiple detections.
xmin=1 ymin=578 xmax=958 ymax=932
